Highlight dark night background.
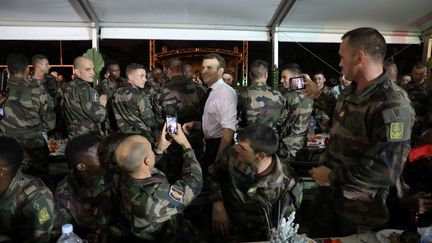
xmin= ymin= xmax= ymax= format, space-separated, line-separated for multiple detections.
xmin=0 ymin=39 xmax=423 ymax=85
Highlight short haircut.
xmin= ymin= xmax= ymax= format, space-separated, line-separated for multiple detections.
xmin=167 ymin=57 xmax=183 ymax=74
xmin=183 ymin=64 xmax=192 ymax=72
xmin=237 ymin=124 xmax=279 ymax=156
xmin=99 ymin=133 xmax=130 ymax=166
xmin=126 ymin=63 xmax=145 ymax=77
xmin=65 ymin=134 xmax=100 ymax=168
xmin=313 ymin=71 xmax=325 ymax=77
xmin=117 ymin=140 xmax=147 ymax=173
xmin=73 ymin=56 xmax=91 ymax=70
xmin=413 ymin=61 xmax=427 ymax=70
xmin=342 ymin=27 xmax=386 ymax=62
xmin=6 ymin=53 xmax=28 ymax=76
xmin=280 ymin=63 xmax=302 ymax=76
xmin=106 ymin=59 xmax=120 ymax=68
xmin=249 ymin=60 xmax=268 ymax=81
xmin=203 ymin=53 xmax=226 ymax=70
xmin=0 ymin=136 xmax=23 ymax=174
xmin=31 ymin=54 xmax=48 ymax=67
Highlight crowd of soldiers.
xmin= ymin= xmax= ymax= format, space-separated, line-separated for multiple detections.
xmin=0 ymin=26 xmax=431 ymax=242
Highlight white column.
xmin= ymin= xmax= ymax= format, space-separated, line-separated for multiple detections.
xmin=422 ymin=34 xmax=431 ymax=63
xmin=272 ymin=27 xmax=279 ymax=68
xmin=91 ymin=23 xmax=99 ymax=51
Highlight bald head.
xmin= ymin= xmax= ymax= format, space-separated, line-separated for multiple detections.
xmin=73 ymin=56 xmax=91 ymax=69
xmin=115 ymin=135 xmax=152 ymax=174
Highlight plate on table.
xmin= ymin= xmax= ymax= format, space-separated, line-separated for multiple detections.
xmin=376 ymin=228 xmax=426 ymax=243
xmin=376 ymin=229 xmax=402 ymax=243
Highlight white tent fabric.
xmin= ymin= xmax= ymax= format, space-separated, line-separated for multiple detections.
xmin=1 ymin=0 xmax=431 ymax=43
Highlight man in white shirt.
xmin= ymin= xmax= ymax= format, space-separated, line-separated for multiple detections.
xmin=183 ymin=53 xmax=237 ymax=174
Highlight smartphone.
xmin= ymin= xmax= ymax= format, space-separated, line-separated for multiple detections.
xmin=166 ymin=114 xmax=177 ymax=135
xmin=0 ymin=70 xmax=8 ymax=92
xmin=289 ymin=76 xmax=305 ymax=90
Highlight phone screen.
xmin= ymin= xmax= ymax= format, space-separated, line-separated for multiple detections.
xmin=289 ymin=76 xmax=305 ymax=90
xmin=166 ymin=114 xmax=177 ymax=134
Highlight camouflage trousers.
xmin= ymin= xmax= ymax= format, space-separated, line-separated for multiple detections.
xmin=306 ymin=186 xmax=389 ymax=237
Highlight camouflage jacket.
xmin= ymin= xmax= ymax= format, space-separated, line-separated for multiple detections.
xmin=207 ymin=147 xmax=302 ymax=238
xmin=154 ymin=75 xmax=206 ymax=126
xmin=63 ymin=78 xmax=106 ymax=139
xmin=95 ymin=77 xmax=126 ymax=99
xmin=30 ymin=74 xmax=63 ymax=105
xmin=238 ymin=82 xmax=285 ymax=131
xmin=153 ymin=75 xmax=206 ymax=165
xmin=0 ymin=170 xmax=54 ymax=243
xmin=112 ymin=83 xmax=157 ymax=143
xmin=54 ymin=173 xmax=114 ymax=233
xmin=403 ymin=81 xmax=429 ymax=139
xmin=0 ymin=78 xmax=55 ymax=146
xmin=117 ymin=148 xmax=203 ymax=241
xmin=315 ymin=73 xmax=414 ymax=197
xmin=277 ymin=90 xmax=313 ymax=161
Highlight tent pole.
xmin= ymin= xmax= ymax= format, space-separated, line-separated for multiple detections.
xmin=91 ymin=24 xmax=99 ymax=51
xmin=422 ymin=34 xmax=431 ymax=63
xmin=272 ymin=27 xmax=279 ymax=68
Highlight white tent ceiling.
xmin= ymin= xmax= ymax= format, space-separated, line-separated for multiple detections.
xmin=0 ymin=0 xmax=432 ymax=44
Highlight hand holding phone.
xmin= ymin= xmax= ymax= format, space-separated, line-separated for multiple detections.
xmin=166 ymin=114 xmax=177 ymax=135
xmin=289 ymin=76 xmax=305 ymax=90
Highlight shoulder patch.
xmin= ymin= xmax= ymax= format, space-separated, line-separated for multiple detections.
xmin=91 ymin=91 xmax=99 ymax=102
xmin=38 ymin=207 xmax=50 ymax=224
xmin=168 ymin=185 xmax=184 ymax=203
xmin=389 ymin=122 xmax=404 ymax=140
xmin=24 ymin=185 xmax=37 ymax=196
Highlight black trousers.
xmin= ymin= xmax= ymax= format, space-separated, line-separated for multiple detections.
xmin=201 ymin=137 xmax=221 ymax=176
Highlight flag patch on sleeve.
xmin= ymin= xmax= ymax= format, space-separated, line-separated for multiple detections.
xmin=168 ymin=185 xmax=184 ymax=203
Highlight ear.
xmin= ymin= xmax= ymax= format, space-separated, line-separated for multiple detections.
xmin=356 ymin=50 xmax=366 ymax=64
xmin=0 ymin=166 xmax=8 ymax=176
xmin=256 ymin=152 xmax=267 ymax=160
xmin=76 ymin=162 xmax=86 ymax=172
xmin=264 ymin=72 xmax=269 ymax=80
xmin=143 ymin=156 xmax=150 ymax=166
xmin=218 ymin=67 xmax=224 ymax=77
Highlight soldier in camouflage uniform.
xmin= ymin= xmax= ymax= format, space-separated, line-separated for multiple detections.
xmin=403 ymin=62 xmax=429 ymax=145
xmin=208 ymin=124 xmax=302 ymax=242
xmin=153 ymin=58 xmax=206 ymax=181
xmin=306 ymin=27 xmax=415 ymax=237
xmin=277 ymin=63 xmax=313 ymax=163
xmin=112 ymin=63 xmax=157 ymax=144
xmin=55 ymin=134 xmax=115 ymax=242
xmin=63 ymin=56 xmax=107 ymax=139
xmin=31 ymin=55 xmax=65 ymax=137
xmin=238 ymin=60 xmax=284 ymax=132
xmin=312 ymin=71 xmax=332 ymax=132
xmin=0 ymin=53 xmax=56 ymax=177
xmin=95 ymin=60 xmax=127 ymax=134
xmin=113 ymin=124 xmax=203 ymax=242
xmin=0 ymin=136 xmax=54 ymax=243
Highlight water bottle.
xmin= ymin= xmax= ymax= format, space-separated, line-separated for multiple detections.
xmin=421 ymin=226 xmax=432 ymax=243
xmin=308 ymin=118 xmax=316 ymax=139
xmin=57 ymin=224 xmax=83 ymax=243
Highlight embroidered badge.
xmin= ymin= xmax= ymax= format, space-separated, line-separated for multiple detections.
xmin=390 ymin=122 xmax=404 ymax=140
xmin=38 ymin=207 xmax=50 ymax=224
xmin=168 ymin=185 xmax=184 ymax=203
xmin=92 ymin=92 xmax=98 ymax=102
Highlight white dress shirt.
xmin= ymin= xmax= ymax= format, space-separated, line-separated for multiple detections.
xmin=203 ymin=79 xmax=237 ymax=139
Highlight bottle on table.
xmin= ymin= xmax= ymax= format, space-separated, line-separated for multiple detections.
xmin=308 ymin=118 xmax=316 ymax=140
xmin=57 ymin=224 xmax=83 ymax=243
xmin=400 ymin=210 xmax=421 ymax=243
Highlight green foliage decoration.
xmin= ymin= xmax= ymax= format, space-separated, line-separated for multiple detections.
xmin=83 ymin=48 xmax=104 ymax=85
